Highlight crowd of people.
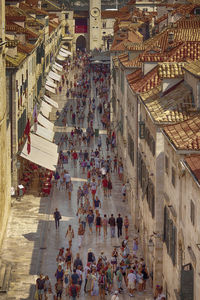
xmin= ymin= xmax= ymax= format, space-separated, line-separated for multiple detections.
xmin=34 ymin=50 xmax=166 ymax=300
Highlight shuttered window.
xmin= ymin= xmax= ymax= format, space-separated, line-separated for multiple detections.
xmin=163 ymin=205 xmax=177 ymax=265
xmin=128 ymin=133 xmax=134 ymax=166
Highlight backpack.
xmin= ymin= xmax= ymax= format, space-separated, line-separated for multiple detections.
xmin=71 ymin=285 xmax=77 ymax=297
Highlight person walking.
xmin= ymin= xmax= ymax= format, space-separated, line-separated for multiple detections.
xmin=87 ymin=210 xmax=94 ymax=234
xmin=65 ymin=225 xmax=74 ymax=249
xmin=36 ymin=274 xmax=45 ymax=300
xmin=108 ymin=214 xmax=116 ymax=238
xmin=121 ymin=184 xmax=126 ymax=202
xmin=54 ymin=208 xmax=61 ymax=229
xmin=69 ymin=282 xmax=79 ymax=300
xmin=78 ymin=223 xmax=84 ymax=248
xmin=124 ymin=216 xmax=129 ymax=237
xmin=116 ymin=214 xmax=123 ymax=238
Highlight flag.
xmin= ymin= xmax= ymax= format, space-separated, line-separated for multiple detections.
xmin=24 ymin=118 xmax=31 ymax=154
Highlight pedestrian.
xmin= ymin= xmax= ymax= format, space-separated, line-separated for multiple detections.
xmin=108 ymin=214 xmax=116 ymax=238
xmin=127 ymin=269 xmax=136 ymax=297
xmin=91 ymin=271 xmax=99 ymax=298
xmin=95 ymin=212 xmax=102 ymax=236
xmin=44 ymin=275 xmax=52 ymax=298
xmin=116 ymin=214 xmax=123 ymax=238
xmin=154 ymin=285 xmax=166 ymax=300
xmin=69 ymin=282 xmax=79 ymax=300
xmin=116 ymin=268 xmax=123 ymax=293
xmin=73 ymin=253 xmax=83 ymax=270
xmin=111 ymin=247 xmax=118 ymax=272
xmin=36 ymin=274 xmax=45 ymax=300
xmin=133 ymin=238 xmax=138 ymax=256
xmin=102 ymin=214 xmax=108 ymax=237
xmin=111 ymin=291 xmax=119 ymax=300
xmin=107 ymin=177 xmax=112 ymax=196
xmin=65 ymin=248 xmax=73 ymax=271
xmin=78 ymin=223 xmax=84 ymax=248
xmin=55 ymin=265 xmax=64 ymax=282
xmin=64 ymin=170 xmax=71 ymax=190
xmin=68 ymin=180 xmax=73 ymax=200
xmin=64 ymin=269 xmax=70 ymax=296
xmin=55 ymin=278 xmax=63 ymax=299
xmin=124 ymin=216 xmax=129 ymax=237
xmin=54 ymin=208 xmax=61 ymax=229
xmin=121 ymin=184 xmax=126 ymax=202
xmin=93 ymin=195 xmax=101 ymax=211
xmin=87 ymin=210 xmax=94 ymax=234
xmin=98 ymin=269 xmax=106 ymax=299
xmin=91 ymin=178 xmax=97 ymax=201
xmin=65 ymin=225 xmax=74 ymax=248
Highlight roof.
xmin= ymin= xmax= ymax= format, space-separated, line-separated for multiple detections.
xmin=130 ymin=66 xmax=161 ymax=93
xmin=140 ymin=81 xmax=194 ymax=124
xmin=158 ymin=62 xmax=185 ymax=78
xmin=163 ymin=115 xmax=200 ymax=151
xmin=19 ymin=2 xmax=49 ymax=15
xmin=184 ymin=60 xmax=200 ymax=77
xmin=184 ymin=155 xmax=200 ymax=184
xmin=6 ymin=52 xmax=27 ymax=68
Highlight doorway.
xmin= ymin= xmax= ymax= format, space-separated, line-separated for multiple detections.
xmin=76 ymin=35 xmax=86 ymax=51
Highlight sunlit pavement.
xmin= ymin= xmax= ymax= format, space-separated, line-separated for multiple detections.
xmin=0 ymin=62 xmax=154 ymax=300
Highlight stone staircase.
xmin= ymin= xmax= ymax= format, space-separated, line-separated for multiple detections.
xmin=0 ymin=260 xmax=12 ymax=293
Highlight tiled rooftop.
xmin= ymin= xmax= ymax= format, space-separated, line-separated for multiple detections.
xmin=184 ymin=60 xmax=200 ymax=77
xmin=184 ymin=155 xmax=200 ymax=184
xmin=6 ymin=52 xmax=27 ymax=68
xmin=158 ymin=62 xmax=185 ymax=78
xmin=140 ymin=81 xmax=194 ymax=124
xmin=163 ymin=115 xmax=200 ymax=150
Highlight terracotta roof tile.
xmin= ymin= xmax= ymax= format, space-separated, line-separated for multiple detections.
xmin=185 ymin=155 xmax=200 ymax=184
xmin=158 ymin=62 xmax=185 ymax=78
xmin=155 ymin=14 xmax=168 ymax=25
xmin=140 ymin=81 xmax=194 ymax=124
xmin=163 ymin=115 xmax=200 ymax=150
xmin=131 ymin=66 xmax=161 ymax=93
xmin=184 ymin=60 xmax=200 ymax=77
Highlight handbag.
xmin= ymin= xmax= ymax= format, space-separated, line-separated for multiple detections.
xmin=58 ymin=214 xmax=62 ymax=220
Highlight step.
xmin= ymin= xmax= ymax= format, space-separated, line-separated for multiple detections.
xmin=0 ymin=264 xmax=12 ymax=293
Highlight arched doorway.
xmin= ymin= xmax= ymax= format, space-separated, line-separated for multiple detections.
xmin=76 ymin=35 xmax=86 ymax=51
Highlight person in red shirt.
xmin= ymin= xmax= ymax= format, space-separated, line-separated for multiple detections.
xmin=102 ymin=176 xmax=108 ymax=197
xmin=72 ymin=151 xmax=78 ymax=167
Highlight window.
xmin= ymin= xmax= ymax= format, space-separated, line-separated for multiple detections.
xmin=163 ymin=206 xmax=177 ymax=265
xmin=139 ymin=121 xmax=145 ymax=139
xmin=165 ymin=155 xmax=169 ymax=175
xmin=65 ymin=26 xmax=69 ymax=34
xmin=65 ymin=13 xmax=69 ymax=19
xmin=103 ymin=22 xmax=106 ymax=28
xmin=190 ymin=200 xmax=195 ymax=226
xmin=147 ymin=179 xmax=155 ymax=218
xmin=128 ymin=133 xmax=134 ymax=166
xmin=172 ymin=167 xmax=176 ymax=187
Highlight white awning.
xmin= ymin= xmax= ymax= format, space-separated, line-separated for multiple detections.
xmin=20 ymin=133 xmax=58 ymax=171
xmin=52 ymin=66 xmax=58 ymax=73
xmin=61 ymin=45 xmax=69 ymax=50
xmin=32 ymin=124 xmax=54 ymax=142
xmin=40 ymin=101 xmax=52 ymax=119
xmin=45 ymin=85 xmax=56 ymax=94
xmin=46 ymin=80 xmax=57 ymax=88
xmin=60 ymin=49 xmax=72 ymax=56
xmin=44 ymin=95 xmax=58 ymax=108
xmin=38 ymin=113 xmax=54 ymax=131
xmin=56 ymin=54 xmax=66 ymax=61
xmin=53 ymin=64 xmax=62 ymax=72
xmin=49 ymin=71 xmax=61 ymax=82
xmin=55 ymin=62 xmax=63 ymax=69
xmin=59 ymin=50 xmax=69 ymax=58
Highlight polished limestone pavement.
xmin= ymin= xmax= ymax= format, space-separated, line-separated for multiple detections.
xmin=0 ymin=61 xmax=154 ymax=300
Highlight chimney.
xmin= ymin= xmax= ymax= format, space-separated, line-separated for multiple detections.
xmin=168 ymin=31 xmax=174 ymax=44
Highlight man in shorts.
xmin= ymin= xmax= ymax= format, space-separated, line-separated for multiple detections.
xmin=36 ymin=274 xmax=45 ymax=300
xmin=127 ymin=269 xmax=136 ymax=297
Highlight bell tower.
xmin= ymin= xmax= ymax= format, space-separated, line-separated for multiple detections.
xmin=89 ymin=0 xmax=102 ymax=50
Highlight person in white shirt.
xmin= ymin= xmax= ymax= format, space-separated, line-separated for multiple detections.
xmin=121 ymin=184 xmax=126 ymax=202
xmin=127 ymin=269 xmax=136 ymax=297
xmin=111 ymin=290 xmax=119 ymax=300
xmin=64 ymin=171 xmax=71 ymax=189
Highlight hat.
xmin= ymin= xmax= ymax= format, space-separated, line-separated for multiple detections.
xmin=88 ymin=248 xmax=93 ymax=252
xmin=114 ymin=291 xmax=119 ymax=295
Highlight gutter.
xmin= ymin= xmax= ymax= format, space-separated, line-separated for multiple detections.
xmin=181 ymin=159 xmax=200 ymax=189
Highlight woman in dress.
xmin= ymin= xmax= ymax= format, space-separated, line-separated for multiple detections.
xmin=65 ymin=225 xmax=74 ymax=249
xmin=78 ymin=223 xmax=85 ymax=248
xmin=91 ymin=271 xmax=99 ymax=299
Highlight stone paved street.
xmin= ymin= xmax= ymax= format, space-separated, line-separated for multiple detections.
xmin=0 ymin=57 xmax=154 ymax=300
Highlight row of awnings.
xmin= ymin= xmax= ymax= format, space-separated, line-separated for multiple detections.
xmin=20 ymin=47 xmax=70 ymax=171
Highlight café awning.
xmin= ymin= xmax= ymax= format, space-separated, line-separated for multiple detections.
xmin=61 ymin=45 xmax=69 ymax=50
xmin=59 ymin=50 xmax=68 ymax=58
xmin=45 ymin=84 xmax=56 ymax=94
xmin=33 ymin=124 xmax=54 ymax=142
xmin=46 ymin=80 xmax=57 ymax=88
xmin=52 ymin=66 xmax=58 ymax=73
xmin=53 ymin=64 xmax=62 ymax=72
xmin=20 ymin=133 xmax=58 ymax=171
xmin=48 ymin=71 xmax=61 ymax=82
xmin=55 ymin=62 xmax=63 ymax=69
xmin=43 ymin=95 xmax=58 ymax=108
xmin=38 ymin=113 xmax=54 ymax=131
xmin=56 ymin=54 xmax=65 ymax=61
